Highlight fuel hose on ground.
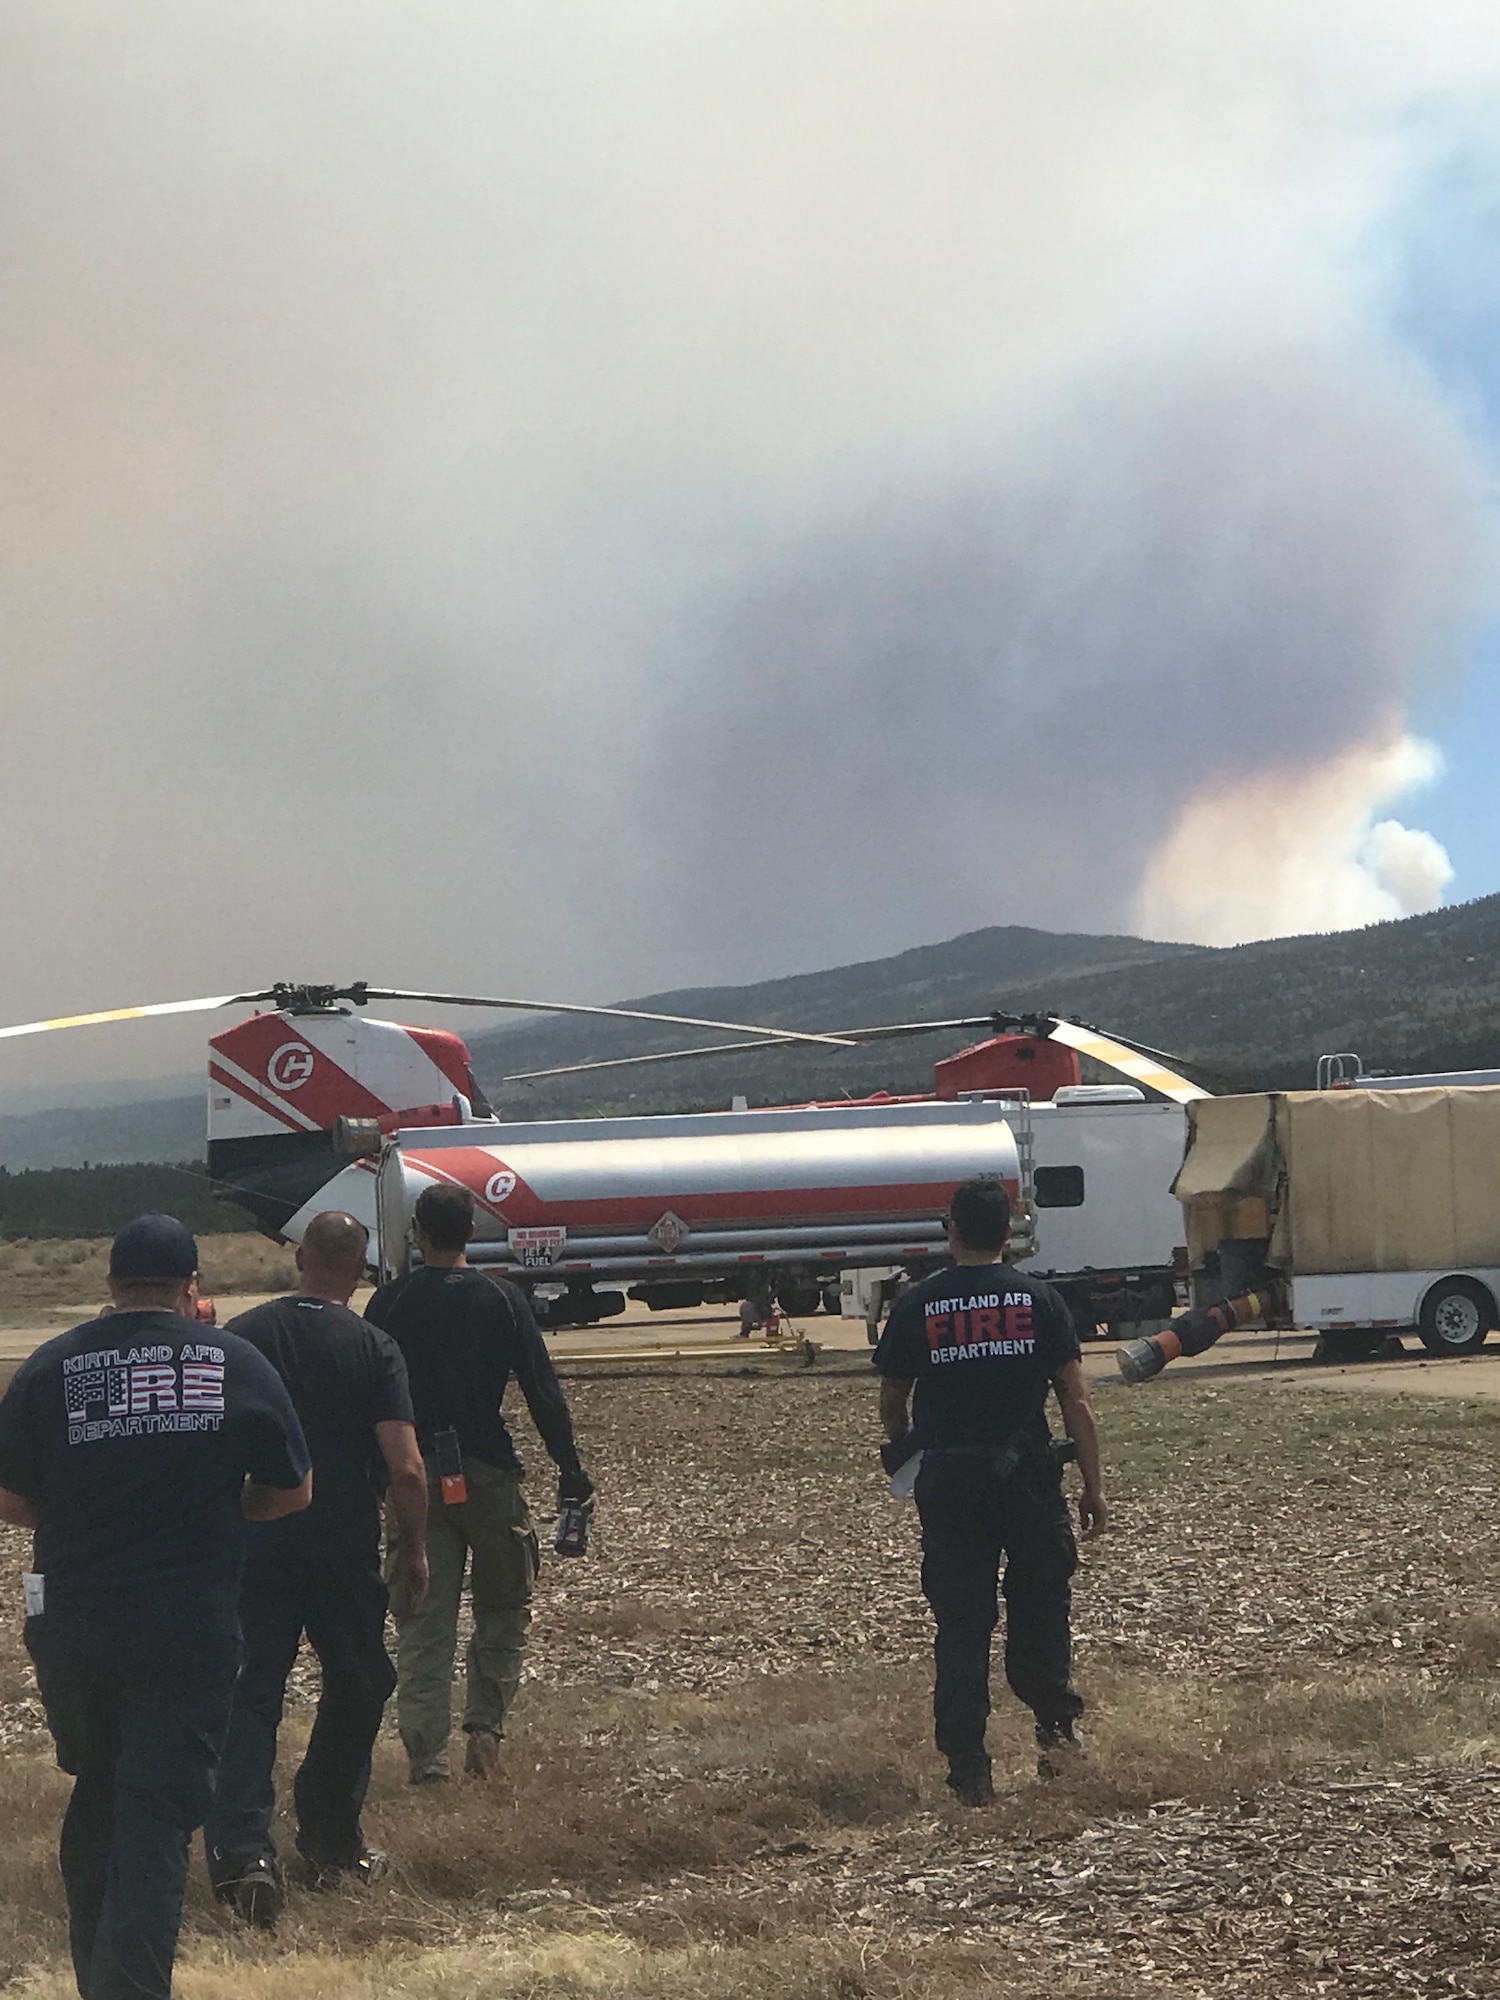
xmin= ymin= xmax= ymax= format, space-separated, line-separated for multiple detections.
xmin=1117 ymin=1289 xmax=1276 ymax=1384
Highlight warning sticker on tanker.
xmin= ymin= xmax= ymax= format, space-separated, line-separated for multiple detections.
xmin=508 ymin=1226 xmax=567 ymax=1268
xmin=649 ymin=1210 xmax=690 ymax=1253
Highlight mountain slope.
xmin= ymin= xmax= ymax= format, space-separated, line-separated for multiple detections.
xmin=0 ymin=1095 xmax=204 ymax=1172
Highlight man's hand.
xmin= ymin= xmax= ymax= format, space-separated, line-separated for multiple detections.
xmin=1077 ymin=1486 xmax=1109 ymax=1538
xmin=400 ymin=1545 xmax=431 ymax=1607
xmin=559 ymin=1465 xmax=595 ymax=1506
xmin=880 ymin=1431 xmax=921 ymax=1475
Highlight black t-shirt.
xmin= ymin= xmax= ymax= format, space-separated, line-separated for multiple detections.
xmin=0 ymin=1309 xmax=309 ymax=1642
xmin=872 ymin=1263 xmax=1081 ymax=1450
xmin=365 ymin=1265 xmax=580 ymax=1477
xmin=226 ymin=1296 xmax=413 ymax=1560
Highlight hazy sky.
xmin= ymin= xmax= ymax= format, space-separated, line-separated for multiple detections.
xmin=6 ymin=2 xmax=1500 ymax=1100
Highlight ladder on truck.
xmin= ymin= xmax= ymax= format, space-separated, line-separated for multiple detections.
xmin=957 ymin=1087 xmax=1036 ymax=1258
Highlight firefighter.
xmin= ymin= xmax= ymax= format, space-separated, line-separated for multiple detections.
xmin=203 ymin=1210 xmax=430 ymax=1924
xmin=365 ymin=1182 xmax=594 ymax=1784
xmin=0 ymin=1213 xmax=311 ymax=2000
xmin=873 ymin=1176 xmax=1107 ymax=1805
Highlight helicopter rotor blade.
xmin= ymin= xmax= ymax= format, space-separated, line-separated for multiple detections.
xmin=0 ymin=991 xmax=279 ymax=1043
xmin=1044 ymin=1018 xmax=1210 ymax=1103
xmin=362 ymin=989 xmax=857 ymax=1050
xmin=506 ymin=1010 xmax=1215 ymax=1100
xmin=502 ymin=1015 xmax=1008 ymax=1083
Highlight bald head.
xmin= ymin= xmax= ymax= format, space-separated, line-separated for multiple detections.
xmin=295 ymin=1210 xmax=370 ymax=1304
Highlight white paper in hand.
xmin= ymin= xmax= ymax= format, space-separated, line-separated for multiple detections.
xmin=888 ymin=1451 xmax=923 ymax=1501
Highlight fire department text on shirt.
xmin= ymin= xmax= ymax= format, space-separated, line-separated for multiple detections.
xmin=63 ymin=1347 xmax=227 ymax=1444
xmin=923 ymin=1293 xmax=1036 ymax=1363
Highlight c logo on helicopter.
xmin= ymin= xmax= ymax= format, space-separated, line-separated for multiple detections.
xmin=267 ymin=1041 xmax=316 ymax=1092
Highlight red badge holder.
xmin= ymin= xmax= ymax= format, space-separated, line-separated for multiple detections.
xmin=433 ymin=1428 xmax=467 ymax=1506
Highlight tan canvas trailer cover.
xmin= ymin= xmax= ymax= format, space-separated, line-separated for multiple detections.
xmin=1173 ymin=1087 xmax=1500 ymax=1275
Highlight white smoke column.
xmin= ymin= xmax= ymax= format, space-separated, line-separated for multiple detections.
xmin=1135 ymin=736 xmax=1455 ymax=944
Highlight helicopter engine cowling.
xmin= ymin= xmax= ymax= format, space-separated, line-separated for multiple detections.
xmin=207 ymin=1009 xmax=487 ymax=1238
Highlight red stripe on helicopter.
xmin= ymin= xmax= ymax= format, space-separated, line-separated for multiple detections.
xmin=209 ymin=1015 xmax=396 ymax=1126
xmin=208 ymin=1060 xmax=317 ymax=1134
xmin=401 ymin=1026 xmax=474 ymax=1097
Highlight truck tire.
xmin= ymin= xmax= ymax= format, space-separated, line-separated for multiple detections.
xmin=1418 ymin=1277 xmax=1496 ymax=1357
xmin=776 ymin=1277 xmax=823 ymax=1318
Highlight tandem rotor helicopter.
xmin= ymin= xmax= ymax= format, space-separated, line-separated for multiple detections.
xmin=0 ymin=981 xmax=1211 ymax=1336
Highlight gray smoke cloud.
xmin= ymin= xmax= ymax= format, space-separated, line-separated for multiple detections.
xmin=2 ymin=2 xmax=1499 ymax=1096
xmin=634 ymin=338 xmax=1492 ymax=974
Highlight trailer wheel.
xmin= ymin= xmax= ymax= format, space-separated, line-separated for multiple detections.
xmin=1418 ymin=1277 xmax=1496 ymax=1357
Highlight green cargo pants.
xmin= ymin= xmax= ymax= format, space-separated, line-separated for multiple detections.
xmin=385 ymin=1456 xmax=538 ymax=1783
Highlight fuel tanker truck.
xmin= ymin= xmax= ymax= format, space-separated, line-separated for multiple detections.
xmin=192 ymin=995 xmax=1192 ymax=1335
xmin=367 ymin=1098 xmax=1034 ymax=1328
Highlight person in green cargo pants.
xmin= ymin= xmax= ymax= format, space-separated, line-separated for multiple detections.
xmin=367 ymin=1183 xmax=594 ymax=1784
xmin=385 ymin=1453 xmax=537 ymax=1781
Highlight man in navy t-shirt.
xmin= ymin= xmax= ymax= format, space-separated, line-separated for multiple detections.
xmin=0 ymin=1213 xmax=311 ymax=2000
xmin=873 ymin=1176 xmax=1107 ymax=1805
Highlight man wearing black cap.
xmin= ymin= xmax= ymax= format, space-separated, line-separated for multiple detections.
xmin=0 ymin=1212 xmax=311 ymax=2000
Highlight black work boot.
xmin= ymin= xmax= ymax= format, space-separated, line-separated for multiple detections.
xmin=946 ymin=1755 xmax=995 ymax=1807
xmin=215 ymin=1854 xmax=284 ymax=1929
xmin=295 ymin=1834 xmax=390 ymax=1889
xmin=1035 ymin=1720 xmax=1087 ymax=1779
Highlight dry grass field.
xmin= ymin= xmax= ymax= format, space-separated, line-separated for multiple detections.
xmin=4 ymin=1359 xmax=1500 ymax=1997
xmin=0 ymin=1233 xmax=297 ymax=1321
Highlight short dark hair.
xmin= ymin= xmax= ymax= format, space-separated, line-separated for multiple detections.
xmin=948 ymin=1176 xmax=1011 ymax=1253
xmin=414 ymin=1182 xmax=475 ymax=1251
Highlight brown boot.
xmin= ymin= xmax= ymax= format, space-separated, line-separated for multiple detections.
xmin=463 ymin=1728 xmax=502 ymax=1780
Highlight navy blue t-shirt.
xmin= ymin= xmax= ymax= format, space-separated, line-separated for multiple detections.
xmin=872 ymin=1263 xmax=1081 ymax=1449
xmin=0 ymin=1309 xmax=310 ymax=1641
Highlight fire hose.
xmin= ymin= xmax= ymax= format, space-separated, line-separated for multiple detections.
xmin=1117 ymin=1287 xmax=1280 ymax=1385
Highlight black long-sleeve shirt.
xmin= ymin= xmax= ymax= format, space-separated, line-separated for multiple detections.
xmin=365 ymin=1265 xmax=581 ymax=1478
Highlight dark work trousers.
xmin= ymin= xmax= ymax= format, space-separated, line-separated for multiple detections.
xmin=27 ymin=1622 xmax=241 ymax=2000
xmin=915 ymin=1450 xmax=1083 ymax=1768
xmin=203 ymin=1538 xmax=395 ymax=1882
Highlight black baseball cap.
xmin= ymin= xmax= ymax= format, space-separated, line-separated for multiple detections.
xmin=109 ymin=1212 xmax=199 ymax=1282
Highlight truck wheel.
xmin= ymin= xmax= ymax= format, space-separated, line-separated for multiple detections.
xmin=1418 ymin=1277 xmax=1496 ymax=1357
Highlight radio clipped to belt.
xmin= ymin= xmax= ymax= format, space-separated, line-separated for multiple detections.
xmin=433 ymin=1428 xmax=468 ymax=1506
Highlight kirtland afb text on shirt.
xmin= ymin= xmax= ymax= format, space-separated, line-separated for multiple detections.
xmin=923 ymin=1291 xmax=1037 ymax=1364
xmin=61 ymin=1342 xmax=227 ymax=1441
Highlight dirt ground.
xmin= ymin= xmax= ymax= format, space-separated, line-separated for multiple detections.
xmin=4 ymin=1355 xmax=1500 ymax=1996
